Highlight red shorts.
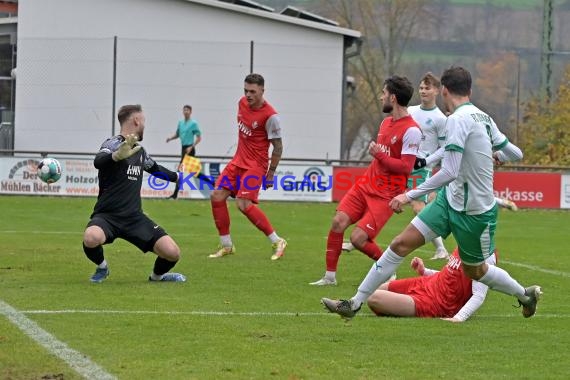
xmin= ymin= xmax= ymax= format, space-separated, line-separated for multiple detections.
xmin=387 ymin=277 xmax=440 ymax=318
xmin=337 ymin=186 xmax=394 ymax=239
xmin=215 ymin=163 xmax=266 ymax=203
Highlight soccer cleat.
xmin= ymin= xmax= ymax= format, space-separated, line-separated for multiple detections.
xmin=149 ymin=273 xmax=186 ymax=282
xmin=518 ymin=285 xmax=542 ymax=318
xmin=90 ymin=267 xmax=109 ymax=283
xmin=321 ymin=298 xmax=361 ymax=320
xmin=341 ymin=241 xmax=354 ymax=252
xmin=208 ymin=245 xmax=235 ymax=258
xmin=271 ymin=238 xmax=287 ymax=261
xmin=309 ymin=277 xmax=337 ymax=286
xmin=502 ymin=199 xmax=518 ymax=211
xmin=430 ymin=247 xmax=450 ymax=260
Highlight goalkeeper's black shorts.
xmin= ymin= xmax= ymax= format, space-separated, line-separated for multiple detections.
xmin=87 ymin=212 xmax=168 ymax=253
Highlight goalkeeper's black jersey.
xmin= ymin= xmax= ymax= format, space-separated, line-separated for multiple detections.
xmin=92 ymin=135 xmax=157 ymax=217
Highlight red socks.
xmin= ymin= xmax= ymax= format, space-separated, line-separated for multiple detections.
xmin=211 ymin=200 xmax=230 ymax=235
xmin=243 ymin=204 xmax=274 ymax=235
xmin=326 ymin=231 xmax=344 ymax=271
xmin=361 ymin=240 xmax=383 ymax=260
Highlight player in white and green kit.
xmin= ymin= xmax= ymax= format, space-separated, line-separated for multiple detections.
xmin=407 ymin=73 xmax=449 ymax=260
xmin=322 ymin=66 xmax=541 ymax=320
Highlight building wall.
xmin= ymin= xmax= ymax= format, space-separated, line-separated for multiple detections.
xmin=15 ymin=0 xmax=345 ymax=160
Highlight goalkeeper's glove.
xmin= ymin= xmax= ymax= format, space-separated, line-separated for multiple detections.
xmin=414 ymin=157 xmax=427 ymax=170
xmin=112 ymin=134 xmax=142 ymax=161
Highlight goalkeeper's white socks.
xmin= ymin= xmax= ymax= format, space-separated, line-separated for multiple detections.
xmin=351 ymin=248 xmax=404 ymax=308
xmin=478 ymin=265 xmax=526 ymax=299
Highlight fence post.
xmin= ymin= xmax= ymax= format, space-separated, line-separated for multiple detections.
xmin=250 ymin=40 xmax=254 ymax=74
xmin=112 ymin=36 xmax=118 ymax=136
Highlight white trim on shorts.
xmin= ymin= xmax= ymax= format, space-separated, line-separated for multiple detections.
xmin=411 ymin=216 xmax=439 ymax=243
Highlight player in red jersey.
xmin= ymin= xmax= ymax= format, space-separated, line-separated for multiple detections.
xmin=367 ymin=247 xmax=497 ymax=322
xmin=209 ymin=73 xmax=287 ymax=260
xmin=310 ymin=76 xmax=421 ymax=285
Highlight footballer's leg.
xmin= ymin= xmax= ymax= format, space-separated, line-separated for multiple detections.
xmin=367 ymin=290 xmax=416 ymax=317
xmin=151 ymin=235 xmax=186 ymax=282
xmin=209 ymin=166 xmax=236 ymax=258
xmin=126 ymin=214 xmax=186 ymax=282
xmin=83 ymin=217 xmax=112 ymax=283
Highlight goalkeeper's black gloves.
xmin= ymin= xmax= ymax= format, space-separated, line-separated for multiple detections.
xmin=414 ymin=157 xmax=427 ymax=170
xmin=112 ymin=134 xmax=142 ymax=161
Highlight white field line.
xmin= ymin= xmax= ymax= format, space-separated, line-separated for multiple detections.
xmin=0 ymin=299 xmax=116 ymax=380
xmin=20 ymin=309 xmax=569 ymax=319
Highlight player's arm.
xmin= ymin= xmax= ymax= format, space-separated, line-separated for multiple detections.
xmin=94 ymin=135 xmax=141 ymax=169
xmin=493 ymin=142 xmax=523 ymax=164
xmin=369 ymin=127 xmax=421 ymax=174
xmin=143 ymin=152 xmax=178 ymax=182
xmin=416 ymin=117 xmax=447 ymax=169
xmin=489 ymin=119 xmax=523 ymax=164
xmin=410 ymin=257 xmax=439 ymax=277
xmin=405 ymin=116 xmax=465 ymax=200
xmin=266 ymin=114 xmax=283 ymax=173
xmin=166 ymin=127 xmax=179 ymax=143
xmin=448 ymin=280 xmax=490 ymax=322
xmin=405 ymin=149 xmax=461 ymax=202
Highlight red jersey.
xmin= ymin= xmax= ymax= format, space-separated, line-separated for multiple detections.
xmin=231 ymin=96 xmax=278 ymax=170
xmin=423 ymin=250 xmax=473 ymax=317
xmin=360 ymin=115 xmax=420 ymax=199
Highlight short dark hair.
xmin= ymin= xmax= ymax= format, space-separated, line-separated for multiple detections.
xmin=384 ymin=75 xmax=414 ymax=106
xmin=183 ymin=105 xmax=192 ymax=111
xmin=421 ymin=72 xmax=441 ymax=89
xmin=117 ymin=104 xmax=142 ymax=125
xmin=441 ymin=66 xmax=471 ymax=96
xmin=245 ymin=73 xmax=265 ymax=87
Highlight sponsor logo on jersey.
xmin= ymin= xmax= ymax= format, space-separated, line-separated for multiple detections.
xmin=238 ymin=121 xmax=252 ymax=136
xmin=127 ymin=165 xmax=141 ymax=181
xmin=376 ymin=143 xmax=391 ymax=156
xmin=447 ymin=255 xmax=461 ymax=272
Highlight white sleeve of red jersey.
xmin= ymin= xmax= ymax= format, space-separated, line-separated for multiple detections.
xmin=266 ymin=115 xmax=282 ymax=139
xmin=401 ymin=127 xmax=422 ymax=155
xmin=453 ymin=280 xmax=489 ymax=322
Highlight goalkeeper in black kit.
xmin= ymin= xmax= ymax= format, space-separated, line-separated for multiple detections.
xmin=82 ymin=104 xmax=186 ymax=283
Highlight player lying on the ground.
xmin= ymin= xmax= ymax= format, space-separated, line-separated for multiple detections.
xmin=367 ymin=247 xmax=496 ymax=322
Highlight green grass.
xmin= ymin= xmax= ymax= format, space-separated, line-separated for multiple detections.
xmin=0 ymin=196 xmax=568 ymax=379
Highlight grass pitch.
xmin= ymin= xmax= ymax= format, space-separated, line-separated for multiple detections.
xmin=0 ymin=196 xmax=568 ymax=379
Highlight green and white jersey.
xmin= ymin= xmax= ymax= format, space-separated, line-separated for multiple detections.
xmin=408 ymin=105 xmax=447 ymax=168
xmin=445 ymin=102 xmax=508 ymax=215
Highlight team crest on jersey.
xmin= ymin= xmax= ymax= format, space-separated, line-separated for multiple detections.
xmin=391 ymin=136 xmax=398 ymax=144
xmin=252 ymin=121 xmax=259 ymax=129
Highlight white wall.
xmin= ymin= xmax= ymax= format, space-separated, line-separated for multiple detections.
xmin=15 ymin=0 xmax=345 ymax=160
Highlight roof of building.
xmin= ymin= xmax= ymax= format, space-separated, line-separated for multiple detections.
xmin=2 ymin=0 xmax=361 ymax=39
xmin=189 ymin=0 xmax=361 ymax=38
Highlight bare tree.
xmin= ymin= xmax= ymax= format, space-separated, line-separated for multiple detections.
xmin=318 ymin=0 xmax=432 ymax=159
